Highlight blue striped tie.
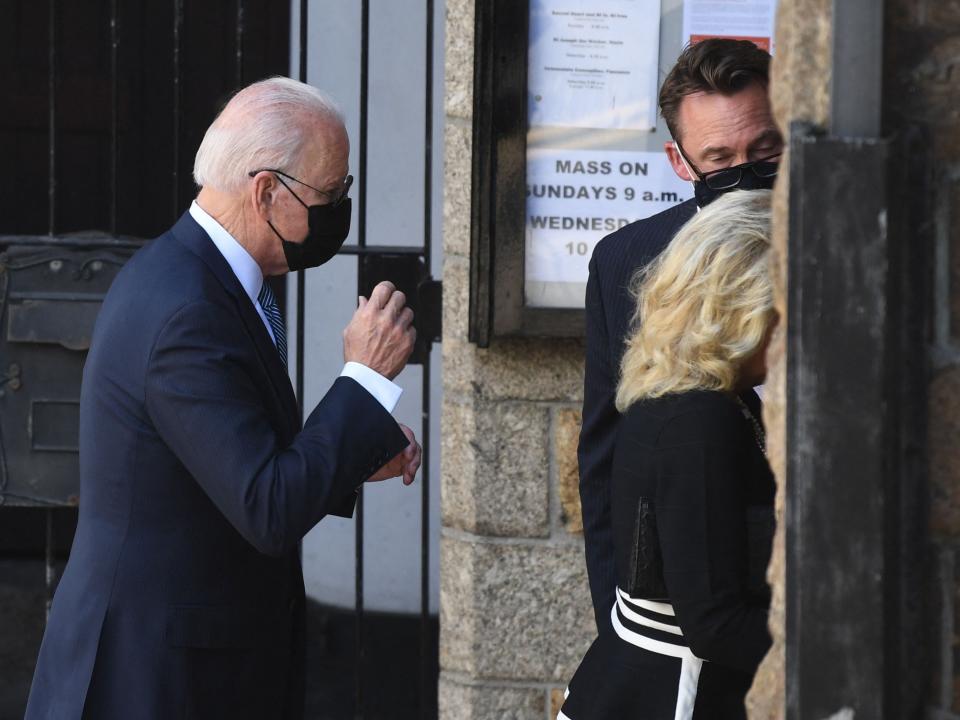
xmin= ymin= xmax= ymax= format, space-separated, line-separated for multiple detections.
xmin=257 ymin=282 xmax=287 ymax=367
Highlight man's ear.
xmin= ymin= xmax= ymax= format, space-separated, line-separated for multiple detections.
xmin=664 ymin=141 xmax=694 ymax=182
xmin=250 ymin=171 xmax=278 ymax=221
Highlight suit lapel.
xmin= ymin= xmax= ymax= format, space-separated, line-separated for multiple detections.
xmin=169 ymin=212 xmax=300 ymax=435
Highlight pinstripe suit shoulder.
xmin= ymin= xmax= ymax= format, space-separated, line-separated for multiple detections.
xmin=578 ymin=198 xmax=698 ymax=630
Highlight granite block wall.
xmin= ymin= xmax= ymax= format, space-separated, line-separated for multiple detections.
xmin=439 ymin=1 xmax=594 ymax=716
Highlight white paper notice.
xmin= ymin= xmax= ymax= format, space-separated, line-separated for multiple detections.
xmin=681 ymin=0 xmax=778 ymax=54
xmin=525 ymin=149 xmax=691 ymax=308
xmin=528 ymin=0 xmax=663 ymax=131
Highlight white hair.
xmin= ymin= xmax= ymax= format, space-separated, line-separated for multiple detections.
xmin=193 ymin=76 xmax=344 ymax=193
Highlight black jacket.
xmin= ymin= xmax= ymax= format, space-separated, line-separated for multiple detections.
xmin=611 ymin=390 xmax=774 ymax=676
xmin=577 ymin=199 xmax=698 ymax=629
xmin=25 ymin=212 xmax=409 ymax=720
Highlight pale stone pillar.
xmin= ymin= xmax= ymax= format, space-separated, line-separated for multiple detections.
xmin=754 ymin=2 xmax=960 ymax=713
xmin=747 ymin=1 xmax=833 ymax=716
xmin=440 ymin=1 xmax=595 ymax=717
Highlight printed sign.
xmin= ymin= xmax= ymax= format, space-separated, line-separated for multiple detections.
xmin=525 ymin=149 xmax=691 ymax=308
xmin=528 ymin=0 xmax=663 ymax=130
xmin=681 ymin=0 xmax=778 ymax=53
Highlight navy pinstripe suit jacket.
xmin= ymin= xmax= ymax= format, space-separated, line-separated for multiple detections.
xmin=578 ymin=199 xmax=699 ymax=630
xmin=26 ymin=212 xmax=409 ymax=720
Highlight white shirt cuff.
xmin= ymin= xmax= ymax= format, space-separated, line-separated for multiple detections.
xmin=339 ymin=362 xmax=403 ymax=413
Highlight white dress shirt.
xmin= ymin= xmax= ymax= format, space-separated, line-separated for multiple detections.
xmin=188 ymin=201 xmax=402 ymax=413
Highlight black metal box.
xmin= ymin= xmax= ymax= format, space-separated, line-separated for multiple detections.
xmin=0 ymin=238 xmax=141 ymax=507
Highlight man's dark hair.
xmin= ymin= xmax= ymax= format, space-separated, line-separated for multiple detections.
xmin=658 ymin=39 xmax=771 ymax=141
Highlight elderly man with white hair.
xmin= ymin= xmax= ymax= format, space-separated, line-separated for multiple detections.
xmin=25 ymin=77 xmax=421 ymax=720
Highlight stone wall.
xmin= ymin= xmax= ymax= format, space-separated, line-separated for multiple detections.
xmin=747 ymin=1 xmax=832 ymax=716
xmin=441 ymin=1 xmax=960 ymax=716
xmin=753 ymin=1 xmax=960 ymax=715
xmin=439 ymin=0 xmax=595 ymax=717
xmin=885 ymin=2 xmax=960 ymax=715
xmin=440 ymin=1 xmax=839 ymax=716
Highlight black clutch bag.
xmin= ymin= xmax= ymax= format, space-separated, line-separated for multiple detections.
xmin=626 ymin=496 xmax=669 ymax=599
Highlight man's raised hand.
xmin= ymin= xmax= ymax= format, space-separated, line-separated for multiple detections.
xmin=342 ymin=280 xmax=416 ymax=380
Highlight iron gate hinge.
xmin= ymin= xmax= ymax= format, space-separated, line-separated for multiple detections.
xmin=358 ymin=254 xmax=442 ymax=365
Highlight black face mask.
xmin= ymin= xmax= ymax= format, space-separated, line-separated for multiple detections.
xmin=249 ymin=169 xmax=353 ymax=271
xmin=674 ymin=144 xmax=780 ymax=208
xmin=268 ymin=197 xmax=352 ymax=272
xmin=692 ymin=168 xmax=776 ymax=208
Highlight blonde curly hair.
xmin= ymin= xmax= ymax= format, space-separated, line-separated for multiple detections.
xmin=615 ymin=190 xmax=774 ymax=411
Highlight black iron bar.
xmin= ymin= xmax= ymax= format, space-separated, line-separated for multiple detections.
xmin=354 ymin=485 xmax=365 ymax=718
xmin=358 ymin=0 xmax=370 ymax=256
xmin=110 ymin=0 xmax=120 ymax=234
xmin=0 ymin=492 xmax=60 ymax=507
xmin=294 ymin=0 xmax=308 ymax=688
xmin=235 ymin=0 xmax=245 ymax=87
xmin=356 ymin=0 xmax=370 ymax=278
xmin=420 ymin=363 xmax=432 ymax=718
xmin=45 ymin=510 xmax=54 ymax=621
xmin=47 ymin=0 xmax=57 ymax=236
xmin=420 ymin=0 xmax=435 ymax=716
xmin=338 ymin=244 xmax=423 ymax=257
xmin=296 ymin=0 xmax=307 ymax=419
xmin=172 ymin=0 xmax=184 ymax=221
xmin=422 ymin=0 xmax=434 ymax=274
xmin=299 ymin=0 xmax=307 ymax=80
xmin=356 ymin=1 xmax=371 ymax=716
xmin=10 ymin=290 xmax=127 ymax=302
xmin=0 ymin=235 xmax=144 ymax=249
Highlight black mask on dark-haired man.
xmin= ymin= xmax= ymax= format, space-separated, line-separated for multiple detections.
xmin=675 ymin=145 xmax=779 ymax=209
xmin=690 ymin=166 xmax=776 ymax=208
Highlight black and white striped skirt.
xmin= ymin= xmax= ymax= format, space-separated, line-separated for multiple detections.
xmin=558 ymin=588 xmax=751 ymax=720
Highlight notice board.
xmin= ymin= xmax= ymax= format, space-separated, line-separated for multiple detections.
xmin=470 ymin=0 xmax=778 ymax=342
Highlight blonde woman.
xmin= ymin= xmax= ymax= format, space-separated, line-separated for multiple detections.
xmin=559 ymin=190 xmax=776 ymax=720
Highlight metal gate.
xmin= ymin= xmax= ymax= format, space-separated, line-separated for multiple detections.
xmin=289 ymin=2 xmax=442 ymax=718
xmin=0 ymin=2 xmax=442 ymax=718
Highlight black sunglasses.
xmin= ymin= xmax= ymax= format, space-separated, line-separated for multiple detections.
xmin=248 ymin=168 xmax=354 ymax=207
xmin=675 ymin=144 xmax=781 ymax=190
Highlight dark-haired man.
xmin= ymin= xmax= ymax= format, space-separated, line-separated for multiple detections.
xmin=578 ymin=38 xmax=782 ymax=631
